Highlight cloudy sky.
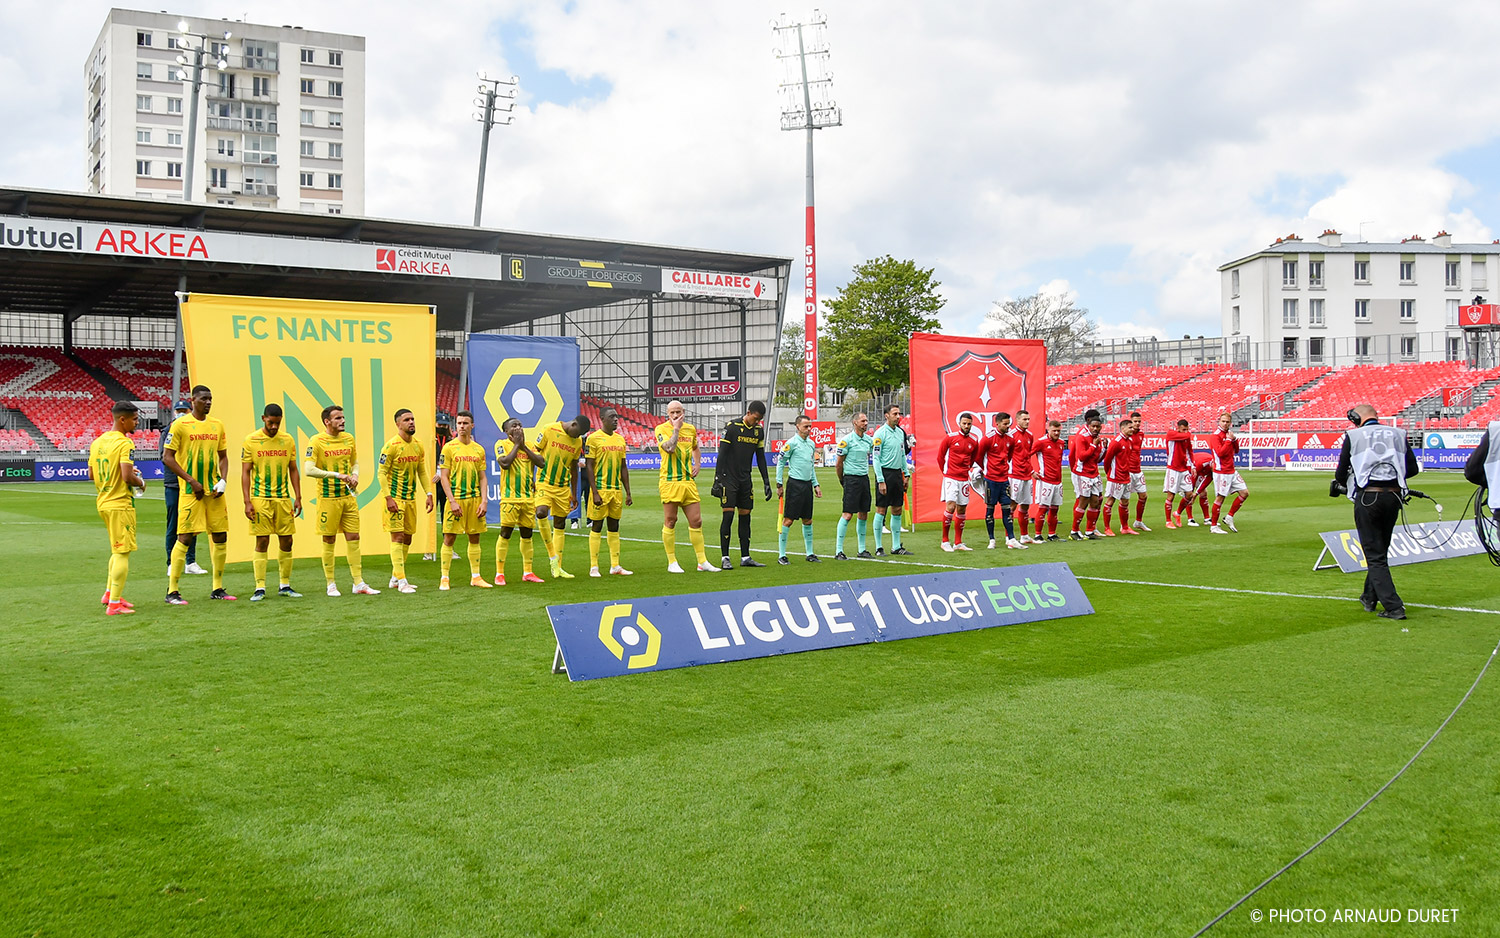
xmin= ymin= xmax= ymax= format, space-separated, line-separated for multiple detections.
xmin=6 ymin=0 xmax=1500 ymax=341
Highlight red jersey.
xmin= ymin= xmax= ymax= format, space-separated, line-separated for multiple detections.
xmin=1102 ymin=437 xmax=1132 ymax=484
xmin=1009 ymin=427 xmax=1034 ymax=480
xmin=1033 ymin=437 xmax=1065 ymax=484
xmin=937 ymin=430 xmax=981 ymax=481
xmin=1208 ymin=429 xmax=1240 ymax=473
xmin=1192 ymin=451 xmax=1214 ymax=481
xmin=1121 ymin=432 xmax=1142 ymax=473
xmin=1164 ymin=430 xmax=1194 ymax=472
xmin=1071 ymin=432 xmax=1102 ymax=478
xmin=979 ymin=432 xmax=1013 ymax=482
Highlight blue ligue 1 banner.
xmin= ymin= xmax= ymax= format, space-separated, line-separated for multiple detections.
xmin=549 ymin=563 xmax=1094 ymax=680
xmin=1315 ymin=520 xmax=1488 ymax=573
xmin=465 ymin=334 xmax=580 ymax=522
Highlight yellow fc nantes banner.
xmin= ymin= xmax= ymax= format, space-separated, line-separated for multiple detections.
xmin=180 ymin=293 xmax=436 ymax=563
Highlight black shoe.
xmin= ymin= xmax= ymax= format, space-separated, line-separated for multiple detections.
xmin=857 ymin=550 xmax=873 ymax=559
xmin=1046 ymin=535 xmax=1061 ymax=542
xmin=209 ymin=588 xmax=237 ymax=601
xmin=1069 ymin=531 xmax=1084 ymax=541
xmin=721 ymin=556 xmax=734 ymax=570
xmin=740 ymin=557 xmax=766 ymax=568
xmin=806 ymin=554 xmax=821 ymax=563
xmin=1377 ymin=608 xmax=1407 ymax=620
xmin=874 ymin=547 xmax=885 ymax=557
xmin=164 ymin=591 xmax=188 ymax=606
xmin=278 ymin=586 xmax=303 ymax=598
xmin=1361 ymin=598 xmax=1377 ymax=612
xmin=835 ymin=551 xmax=849 ymax=560
xmin=777 ymin=556 xmax=790 ymax=566
xmin=893 ymin=547 xmax=914 ymax=555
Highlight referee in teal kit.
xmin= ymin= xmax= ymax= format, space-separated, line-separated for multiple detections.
xmin=871 ymin=404 xmax=913 ymax=555
xmin=834 ymin=413 xmax=877 ymax=559
xmin=775 ymin=414 xmax=822 ymax=565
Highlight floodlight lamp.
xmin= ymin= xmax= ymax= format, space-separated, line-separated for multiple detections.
xmin=216 ymin=58 xmax=227 ymax=69
xmin=223 ymin=30 xmax=232 ymax=39
xmin=478 ymin=69 xmax=488 ymax=80
xmin=509 ymin=75 xmax=519 ymax=84
xmin=178 ymin=19 xmax=189 ymax=31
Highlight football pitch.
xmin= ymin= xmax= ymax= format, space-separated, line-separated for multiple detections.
xmin=2 ymin=471 xmax=1497 ymax=937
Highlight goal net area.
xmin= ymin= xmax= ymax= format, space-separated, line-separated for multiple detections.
xmin=1243 ymin=417 xmax=1407 ymax=471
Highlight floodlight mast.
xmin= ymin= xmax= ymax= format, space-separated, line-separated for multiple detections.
xmin=459 ymin=72 xmax=520 ymax=409
xmin=773 ymin=11 xmax=841 ymax=420
xmin=174 ymin=22 xmax=234 ymax=203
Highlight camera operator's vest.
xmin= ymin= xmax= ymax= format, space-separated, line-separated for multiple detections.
xmin=1347 ymin=421 xmax=1408 ymax=500
xmin=1487 ymin=420 xmax=1500 ymax=511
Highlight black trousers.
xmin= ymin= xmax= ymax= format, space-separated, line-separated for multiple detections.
xmin=1353 ymin=490 xmax=1403 ymax=612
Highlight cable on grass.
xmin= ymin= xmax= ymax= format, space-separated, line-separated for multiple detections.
xmin=1475 ymin=488 xmax=1500 ymax=566
xmin=1190 ymin=634 xmax=1500 ymax=937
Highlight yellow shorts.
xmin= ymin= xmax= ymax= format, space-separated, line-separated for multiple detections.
xmin=535 ymin=482 xmax=572 ymax=517
xmin=442 ymin=497 xmax=489 ymax=535
xmin=383 ymin=497 xmax=417 ymax=536
xmin=659 ymin=479 xmax=700 ymax=506
xmin=249 ymin=497 xmax=296 ymax=536
xmin=587 ymin=489 xmax=625 ymax=521
xmin=317 ymin=495 xmax=361 ymax=536
xmin=178 ymin=489 xmax=229 ymax=535
xmin=100 ymin=507 xmax=137 ymax=554
xmin=498 ymin=500 xmax=534 ymax=529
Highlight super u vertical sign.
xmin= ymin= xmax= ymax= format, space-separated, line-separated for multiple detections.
xmin=180 ymin=293 xmax=436 ymax=563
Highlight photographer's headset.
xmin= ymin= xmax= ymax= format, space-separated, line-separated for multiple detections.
xmin=1347 ymin=409 xmax=1363 ymax=426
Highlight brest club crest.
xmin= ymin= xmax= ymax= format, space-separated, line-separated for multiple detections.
xmin=936 ymin=351 xmax=1028 ymax=434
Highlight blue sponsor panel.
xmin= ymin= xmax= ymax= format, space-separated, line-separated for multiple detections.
xmin=33 ymin=460 xmax=91 ymax=482
xmin=624 ymin=453 xmax=718 ymax=471
xmin=549 ymin=564 xmax=1094 ymax=680
xmin=847 ymin=563 xmax=1093 ymax=642
xmin=550 ymin=581 xmax=878 ymax=681
xmin=1420 ymin=448 xmax=1475 ymax=470
xmin=1315 ymin=520 xmax=1486 ymax=573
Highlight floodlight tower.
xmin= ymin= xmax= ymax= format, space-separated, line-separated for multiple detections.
xmin=458 ymin=72 xmax=519 ymax=409
xmin=172 ymin=21 xmax=232 ymax=203
xmin=773 ymin=11 xmax=841 ymax=420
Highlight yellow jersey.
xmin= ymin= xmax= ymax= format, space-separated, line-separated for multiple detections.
xmin=585 ymin=430 xmax=628 ymax=492
xmin=494 ymin=438 xmax=536 ymax=502
xmin=166 ymin=414 xmax=227 ymax=488
xmin=241 ymin=428 xmax=297 ymax=499
xmin=655 ymin=421 xmax=697 ymax=483
xmin=306 ymin=431 xmax=357 ymax=499
xmin=533 ymin=423 xmax=583 ymax=488
xmin=89 ymin=430 xmax=135 ymax=511
xmin=378 ymin=435 xmax=428 ymax=500
xmin=439 ymin=438 xmax=487 ymax=500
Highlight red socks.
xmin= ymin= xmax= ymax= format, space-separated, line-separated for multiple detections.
xmin=1047 ymin=507 xmax=1059 ymax=535
xmin=1014 ymin=505 xmax=1028 ymax=537
xmin=954 ymin=516 xmax=966 ymax=543
xmin=1072 ymin=500 xmax=1084 ymax=533
xmin=1210 ymin=501 xmax=1221 ymax=524
xmin=1229 ymin=495 xmax=1245 ymax=517
xmin=942 ymin=511 xmax=953 ymax=541
xmin=1086 ymin=509 xmax=1100 ymax=533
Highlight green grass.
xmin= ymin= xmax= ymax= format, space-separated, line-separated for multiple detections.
xmin=2 ymin=471 xmax=1498 ymax=937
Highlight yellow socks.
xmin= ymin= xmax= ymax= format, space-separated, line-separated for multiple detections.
xmin=608 ymin=530 xmax=621 ymax=567
xmin=107 ymin=553 xmax=128 ymax=603
xmin=278 ymin=549 xmax=293 ymax=588
xmin=211 ymin=541 xmax=227 ymax=590
xmin=589 ymin=529 xmax=602 ymax=569
xmin=688 ymin=525 xmax=708 ymax=565
xmin=519 ymin=535 xmax=534 ymax=574
xmin=169 ymin=541 xmax=187 ymax=593
xmin=553 ymin=527 xmax=567 ymax=566
xmin=496 ymin=535 xmax=510 ymax=576
xmin=346 ymin=541 xmax=362 ymax=583
xmin=539 ymin=516 xmax=557 ymax=561
xmin=322 ymin=540 xmax=337 ymax=584
xmin=440 ymin=542 xmax=453 ymax=580
xmin=253 ymin=550 xmax=269 ymax=590
xmin=467 ymin=541 xmax=482 ymax=579
xmin=391 ymin=542 xmax=406 ymax=581
xmin=662 ymin=525 xmax=677 ymax=563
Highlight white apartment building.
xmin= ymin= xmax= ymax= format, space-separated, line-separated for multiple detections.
xmin=1218 ymin=230 xmax=1494 ymax=367
xmin=85 ymin=9 xmax=364 ymax=215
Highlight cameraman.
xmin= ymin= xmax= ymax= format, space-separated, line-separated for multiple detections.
xmin=1464 ymin=421 xmax=1499 ymax=523
xmin=1334 ymin=404 xmax=1420 ymax=620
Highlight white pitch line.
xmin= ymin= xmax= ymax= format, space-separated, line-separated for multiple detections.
xmin=0 ymin=485 xmax=163 ymax=501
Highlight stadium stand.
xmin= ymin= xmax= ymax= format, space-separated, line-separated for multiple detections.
xmin=1046 ymin=363 xmax=1103 ymax=388
xmin=1046 ymin=363 xmax=1213 ymax=424
xmin=1134 ymin=365 xmax=1331 ymax=431
xmin=1277 ymin=361 xmax=1492 ymax=427
xmin=0 ymin=428 xmax=40 ymax=452
xmin=436 ymin=359 xmax=461 ymax=417
xmin=1 ymin=347 xmax=115 ymax=452
xmin=74 ymin=348 xmax=188 ymax=408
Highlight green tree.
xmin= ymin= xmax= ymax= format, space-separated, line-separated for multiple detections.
xmin=774 ymin=321 xmax=805 ymax=406
xmin=820 ymin=256 xmax=945 ymax=394
xmin=983 ymin=290 xmax=1099 ymax=364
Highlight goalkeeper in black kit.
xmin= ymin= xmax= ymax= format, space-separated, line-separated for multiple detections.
xmin=711 ymin=400 xmax=774 ymax=569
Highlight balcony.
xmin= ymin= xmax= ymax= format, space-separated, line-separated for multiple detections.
xmin=242 ymin=183 xmax=277 ymax=196
xmin=234 ymin=54 xmax=279 ymax=72
xmin=243 ymin=152 xmax=277 ymax=166
xmin=206 ymin=116 xmax=242 ymax=131
xmin=206 ymin=149 xmax=238 ymax=163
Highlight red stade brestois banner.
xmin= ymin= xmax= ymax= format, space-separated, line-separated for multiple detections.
xmin=908 ymin=334 xmax=1047 ymax=523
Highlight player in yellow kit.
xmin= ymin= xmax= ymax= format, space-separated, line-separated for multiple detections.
xmin=304 ymin=404 xmax=378 ymax=596
xmin=163 ymin=384 xmax=233 ymax=604
xmin=240 ymin=403 xmax=303 ymax=602
xmin=584 ymin=408 xmax=633 ymax=577
xmin=379 ymin=408 xmax=433 ymax=594
xmin=90 ymin=400 xmax=145 ymax=615
xmin=656 ymin=400 xmax=716 ymax=573
xmin=493 ymin=417 xmax=547 ymax=585
xmin=438 ymin=410 xmax=490 ymax=590
xmin=532 ymin=414 xmax=591 ymax=580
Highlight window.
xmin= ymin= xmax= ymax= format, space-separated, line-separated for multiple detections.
xmin=1474 ymin=259 xmax=1488 ymax=290
xmin=1400 ymin=299 xmax=1415 ymax=320
xmin=328 ymin=205 xmax=342 ymax=214
xmin=300 ymin=171 xmax=314 ymax=186
xmin=1400 ymin=336 xmax=1416 ymax=358
xmin=167 ymin=97 xmax=183 ymax=114
xmin=300 ymin=201 xmax=314 ymax=210
xmin=1354 ymin=259 xmax=1369 ymax=282
xmin=167 ymin=131 xmax=182 ymax=146
xmin=1355 ymin=299 xmax=1370 ymax=321
xmin=167 ymin=37 xmax=180 ymax=50
xmin=217 ymin=139 xmax=235 ymax=156
xmin=1399 ymin=259 xmax=1415 ymax=282
xmin=327 ymin=142 xmax=342 ymax=159
xmin=1308 ymin=259 xmax=1323 ymax=287
xmin=328 ymin=81 xmax=343 ymax=98
xmin=166 ymin=162 xmax=182 ymax=178
xmin=328 ymin=173 xmax=342 ymax=189
xmin=135 ymin=160 xmax=151 ymax=176
xmin=1448 ymin=336 xmax=1464 ymax=360
xmin=300 ymin=78 xmax=314 ymax=94
xmin=300 ymin=109 xmax=314 ymax=125
xmin=1230 ymin=269 xmax=1240 ymax=296
xmin=1281 ymin=338 xmax=1298 ymax=362
xmin=1282 ymin=259 xmax=1297 ymax=286
xmin=209 ymin=167 xmax=228 ymax=188
xmin=300 ymin=48 xmax=315 ymax=64
xmin=137 ymin=31 xmax=151 ymax=46
xmin=1447 ymin=298 xmax=1460 ymax=326
xmin=137 ymin=63 xmax=152 ymax=80
xmin=328 ymin=51 xmax=342 ymax=66
xmin=1446 ymin=260 xmax=1460 ymax=287
xmin=1282 ymin=298 xmax=1298 ymax=326
xmin=136 ymin=128 xmax=151 ymax=144
xmin=1231 ymin=305 xmax=1240 ymax=334
xmin=1355 ymin=336 xmax=1371 ymax=358
xmin=1309 ymin=337 xmax=1324 ymax=362
xmin=1308 ymin=298 xmax=1324 ymax=326
xmin=253 ymin=76 xmax=269 ymax=97
xmin=300 ymin=140 xmax=315 ymax=157
xmin=328 ymin=112 xmax=342 ymax=127
xmin=136 ymin=94 xmax=152 ymax=111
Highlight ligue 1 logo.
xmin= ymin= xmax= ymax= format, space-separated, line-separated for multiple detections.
xmin=597 ymin=603 xmax=661 ymax=669
xmin=375 ymin=248 xmax=396 ymax=272
xmin=935 ymin=350 xmax=1027 ymax=434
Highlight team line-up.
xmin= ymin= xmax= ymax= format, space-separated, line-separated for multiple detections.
xmin=85 ymin=388 xmax=1249 ymax=614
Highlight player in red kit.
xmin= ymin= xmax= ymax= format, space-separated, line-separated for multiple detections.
xmin=1178 ymin=451 xmax=1214 ymax=526
xmin=1207 ymin=412 xmax=1249 ymax=533
xmin=1100 ymin=418 xmax=1138 ymax=535
xmin=936 ymin=411 xmax=981 ymax=551
xmin=978 ymin=412 xmax=1021 ymax=549
xmin=1031 ymin=420 xmax=1066 ymax=540
xmin=1069 ymin=410 xmax=1105 ymax=540
xmin=1009 ymin=410 xmax=1036 ymax=543
xmin=1125 ymin=410 xmax=1150 ymax=531
xmin=1161 ymin=418 xmax=1195 ymax=528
